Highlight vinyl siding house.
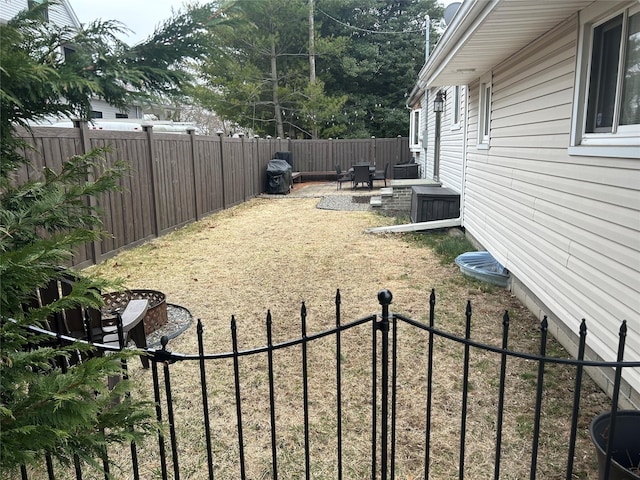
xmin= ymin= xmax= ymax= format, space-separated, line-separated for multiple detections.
xmin=0 ymin=0 xmax=143 ymax=122
xmin=0 ymin=0 xmax=79 ymax=29
xmin=410 ymin=85 xmax=468 ymax=193
xmin=408 ymin=0 xmax=639 ymax=408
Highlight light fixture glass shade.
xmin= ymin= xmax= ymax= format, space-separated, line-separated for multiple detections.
xmin=433 ymin=90 xmax=444 ymax=113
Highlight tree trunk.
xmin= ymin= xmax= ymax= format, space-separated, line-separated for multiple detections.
xmin=270 ymin=36 xmax=285 ymax=138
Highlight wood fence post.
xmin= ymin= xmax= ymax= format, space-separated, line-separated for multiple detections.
xmin=217 ymin=132 xmax=226 ymax=210
xmin=187 ymin=128 xmax=200 ymax=221
xmin=371 ymin=136 xmax=377 ymax=167
xmin=73 ymin=119 xmax=102 ymax=265
xmin=143 ymin=125 xmax=161 ymax=237
xmin=252 ymin=137 xmax=262 ymax=195
xmin=240 ymin=133 xmax=247 ymax=202
xmin=329 ymin=138 xmax=334 ymax=170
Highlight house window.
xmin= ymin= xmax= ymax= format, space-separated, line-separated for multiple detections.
xmin=586 ymin=10 xmax=640 ymax=132
xmin=28 ymin=0 xmax=48 ymax=21
xmin=410 ymin=109 xmax=421 ymax=148
xmin=116 ymin=113 xmax=129 ymax=119
xmin=452 ymin=85 xmax=461 ymax=128
xmin=478 ymin=73 xmax=491 ymax=147
xmin=571 ymin=3 xmax=640 ymax=157
xmin=91 ymin=111 xmax=103 ymax=119
xmin=62 ymin=46 xmax=75 ymax=62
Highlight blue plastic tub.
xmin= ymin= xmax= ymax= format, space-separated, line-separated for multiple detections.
xmin=454 ymin=251 xmax=509 ymax=287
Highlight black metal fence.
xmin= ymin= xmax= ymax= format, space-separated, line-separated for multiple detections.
xmin=18 ymin=290 xmax=640 ymax=480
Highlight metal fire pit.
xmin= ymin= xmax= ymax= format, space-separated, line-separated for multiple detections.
xmin=101 ymin=289 xmax=168 ymax=335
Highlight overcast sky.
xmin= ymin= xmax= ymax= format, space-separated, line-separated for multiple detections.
xmin=69 ymin=1 xmax=189 ymax=45
xmin=69 ymin=0 xmax=455 ymax=46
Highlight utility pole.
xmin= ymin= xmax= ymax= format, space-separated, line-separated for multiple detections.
xmin=309 ymin=0 xmax=318 ymax=138
xmin=425 ymin=15 xmax=430 ymax=62
xmin=309 ymin=0 xmax=316 ymax=84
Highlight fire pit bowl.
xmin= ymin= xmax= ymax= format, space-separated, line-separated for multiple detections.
xmin=101 ymin=289 xmax=168 ymax=335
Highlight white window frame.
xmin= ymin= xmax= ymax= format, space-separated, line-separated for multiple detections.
xmin=477 ymin=73 xmax=492 ymax=149
xmin=451 ymin=85 xmax=462 ymax=130
xmin=410 ymin=108 xmax=421 ymax=150
xmin=569 ymin=2 xmax=640 ymax=159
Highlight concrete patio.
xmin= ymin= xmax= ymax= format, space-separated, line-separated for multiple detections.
xmin=262 ymin=178 xmax=442 ymax=214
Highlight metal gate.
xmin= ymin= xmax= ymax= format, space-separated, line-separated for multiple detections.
xmin=18 ymin=289 xmax=640 ymax=480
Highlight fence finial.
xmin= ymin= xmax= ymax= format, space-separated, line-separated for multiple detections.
xmin=378 ymin=289 xmax=393 ymax=306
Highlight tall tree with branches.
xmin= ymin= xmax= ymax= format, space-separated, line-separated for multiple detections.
xmin=317 ymin=0 xmax=443 ymax=138
xmin=194 ymin=0 xmax=347 ymax=138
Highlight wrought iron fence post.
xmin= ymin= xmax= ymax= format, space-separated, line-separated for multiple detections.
xmin=494 ymin=310 xmax=510 ymax=480
xmin=301 ymin=302 xmax=311 ymax=480
xmin=335 ymin=289 xmax=343 ymax=480
xmin=424 ymin=289 xmax=436 ymax=480
xmin=459 ymin=301 xmax=472 ymax=480
xmin=530 ymin=317 xmax=548 ymax=480
xmin=378 ymin=289 xmax=393 ymax=480
xmin=565 ymin=319 xmax=587 ymax=480
xmin=604 ymin=320 xmax=628 ymax=480
xmin=197 ymin=319 xmax=215 ymax=480
xmin=266 ymin=311 xmax=278 ymax=480
xmin=231 ymin=316 xmax=247 ymax=480
xmin=151 ymin=338 xmax=169 ymax=480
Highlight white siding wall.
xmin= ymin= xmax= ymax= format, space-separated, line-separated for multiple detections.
xmin=89 ymin=99 xmax=143 ymax=120
xmin=439 ymin=85 xmax=465 ymax=192
xmin=0 ymin=1 xmax=78 ymax=28
xmin=463 ymin=16 xmax=640 ymax=400
xmin=418 ymin=86 xmax=465 ymax=189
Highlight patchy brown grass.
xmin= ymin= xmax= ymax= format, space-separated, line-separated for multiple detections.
xmin=77 ymin=191 xmax=610 ymax=480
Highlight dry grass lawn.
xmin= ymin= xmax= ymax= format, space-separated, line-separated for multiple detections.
xmin=79 ymin=191 xmax=610 ymax=480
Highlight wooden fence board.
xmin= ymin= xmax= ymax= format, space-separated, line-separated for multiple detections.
xmin=13 ymin=126 xmax=409 ymax=266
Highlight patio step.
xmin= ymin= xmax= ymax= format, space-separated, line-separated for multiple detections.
xmin=380 ymin=187 xmax=393 ymax=197
xmin=370 ymin=196 xmax=382 ymax=208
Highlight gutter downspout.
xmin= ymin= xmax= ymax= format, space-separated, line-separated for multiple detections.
xmin=460 ymin=85 xmax=469 ymax=227
xmin=366 ymin=217 xmax=461 ymax=234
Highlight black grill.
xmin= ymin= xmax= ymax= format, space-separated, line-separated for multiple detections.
xmin=265 ymin=158 xmax=292 ymax=194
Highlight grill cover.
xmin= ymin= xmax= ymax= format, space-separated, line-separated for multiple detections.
xmin=266 ymin=159 xmax=292 ymax=194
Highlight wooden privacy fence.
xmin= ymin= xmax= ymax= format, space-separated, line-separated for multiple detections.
xmin=14 ymin=124 xmax=410 ymax=268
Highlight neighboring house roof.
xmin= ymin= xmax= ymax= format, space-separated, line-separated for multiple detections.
xmin=409 ymin=0 xmax=594 ymax=102
xmin=61 ymin=0 xmax=81 ymax=29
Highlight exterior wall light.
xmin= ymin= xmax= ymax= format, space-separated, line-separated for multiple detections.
xmin=433 ymin=90 xmax=446 ymax=113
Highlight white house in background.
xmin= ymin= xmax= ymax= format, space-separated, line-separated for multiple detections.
xmin=0 ymin=0 xmax=79 ymax=28
xmin=408 ymin=0 xmax=639 ymax=408
xmin=0 ymin=0 xmax=143 ymax=122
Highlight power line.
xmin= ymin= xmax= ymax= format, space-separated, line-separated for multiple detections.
xmin=317 ymin=7 xmax=425 ymax=34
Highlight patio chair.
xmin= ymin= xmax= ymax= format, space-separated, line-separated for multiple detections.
xmin=372 ymin=162 xmax=389 ymax=187
xmin=352 ymin=164 xmax=372 ymax=190
xmin=335 ymin=165 xmax=352 ymax=190
xmin=31 ymin=275 xmax=150 ymax=368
